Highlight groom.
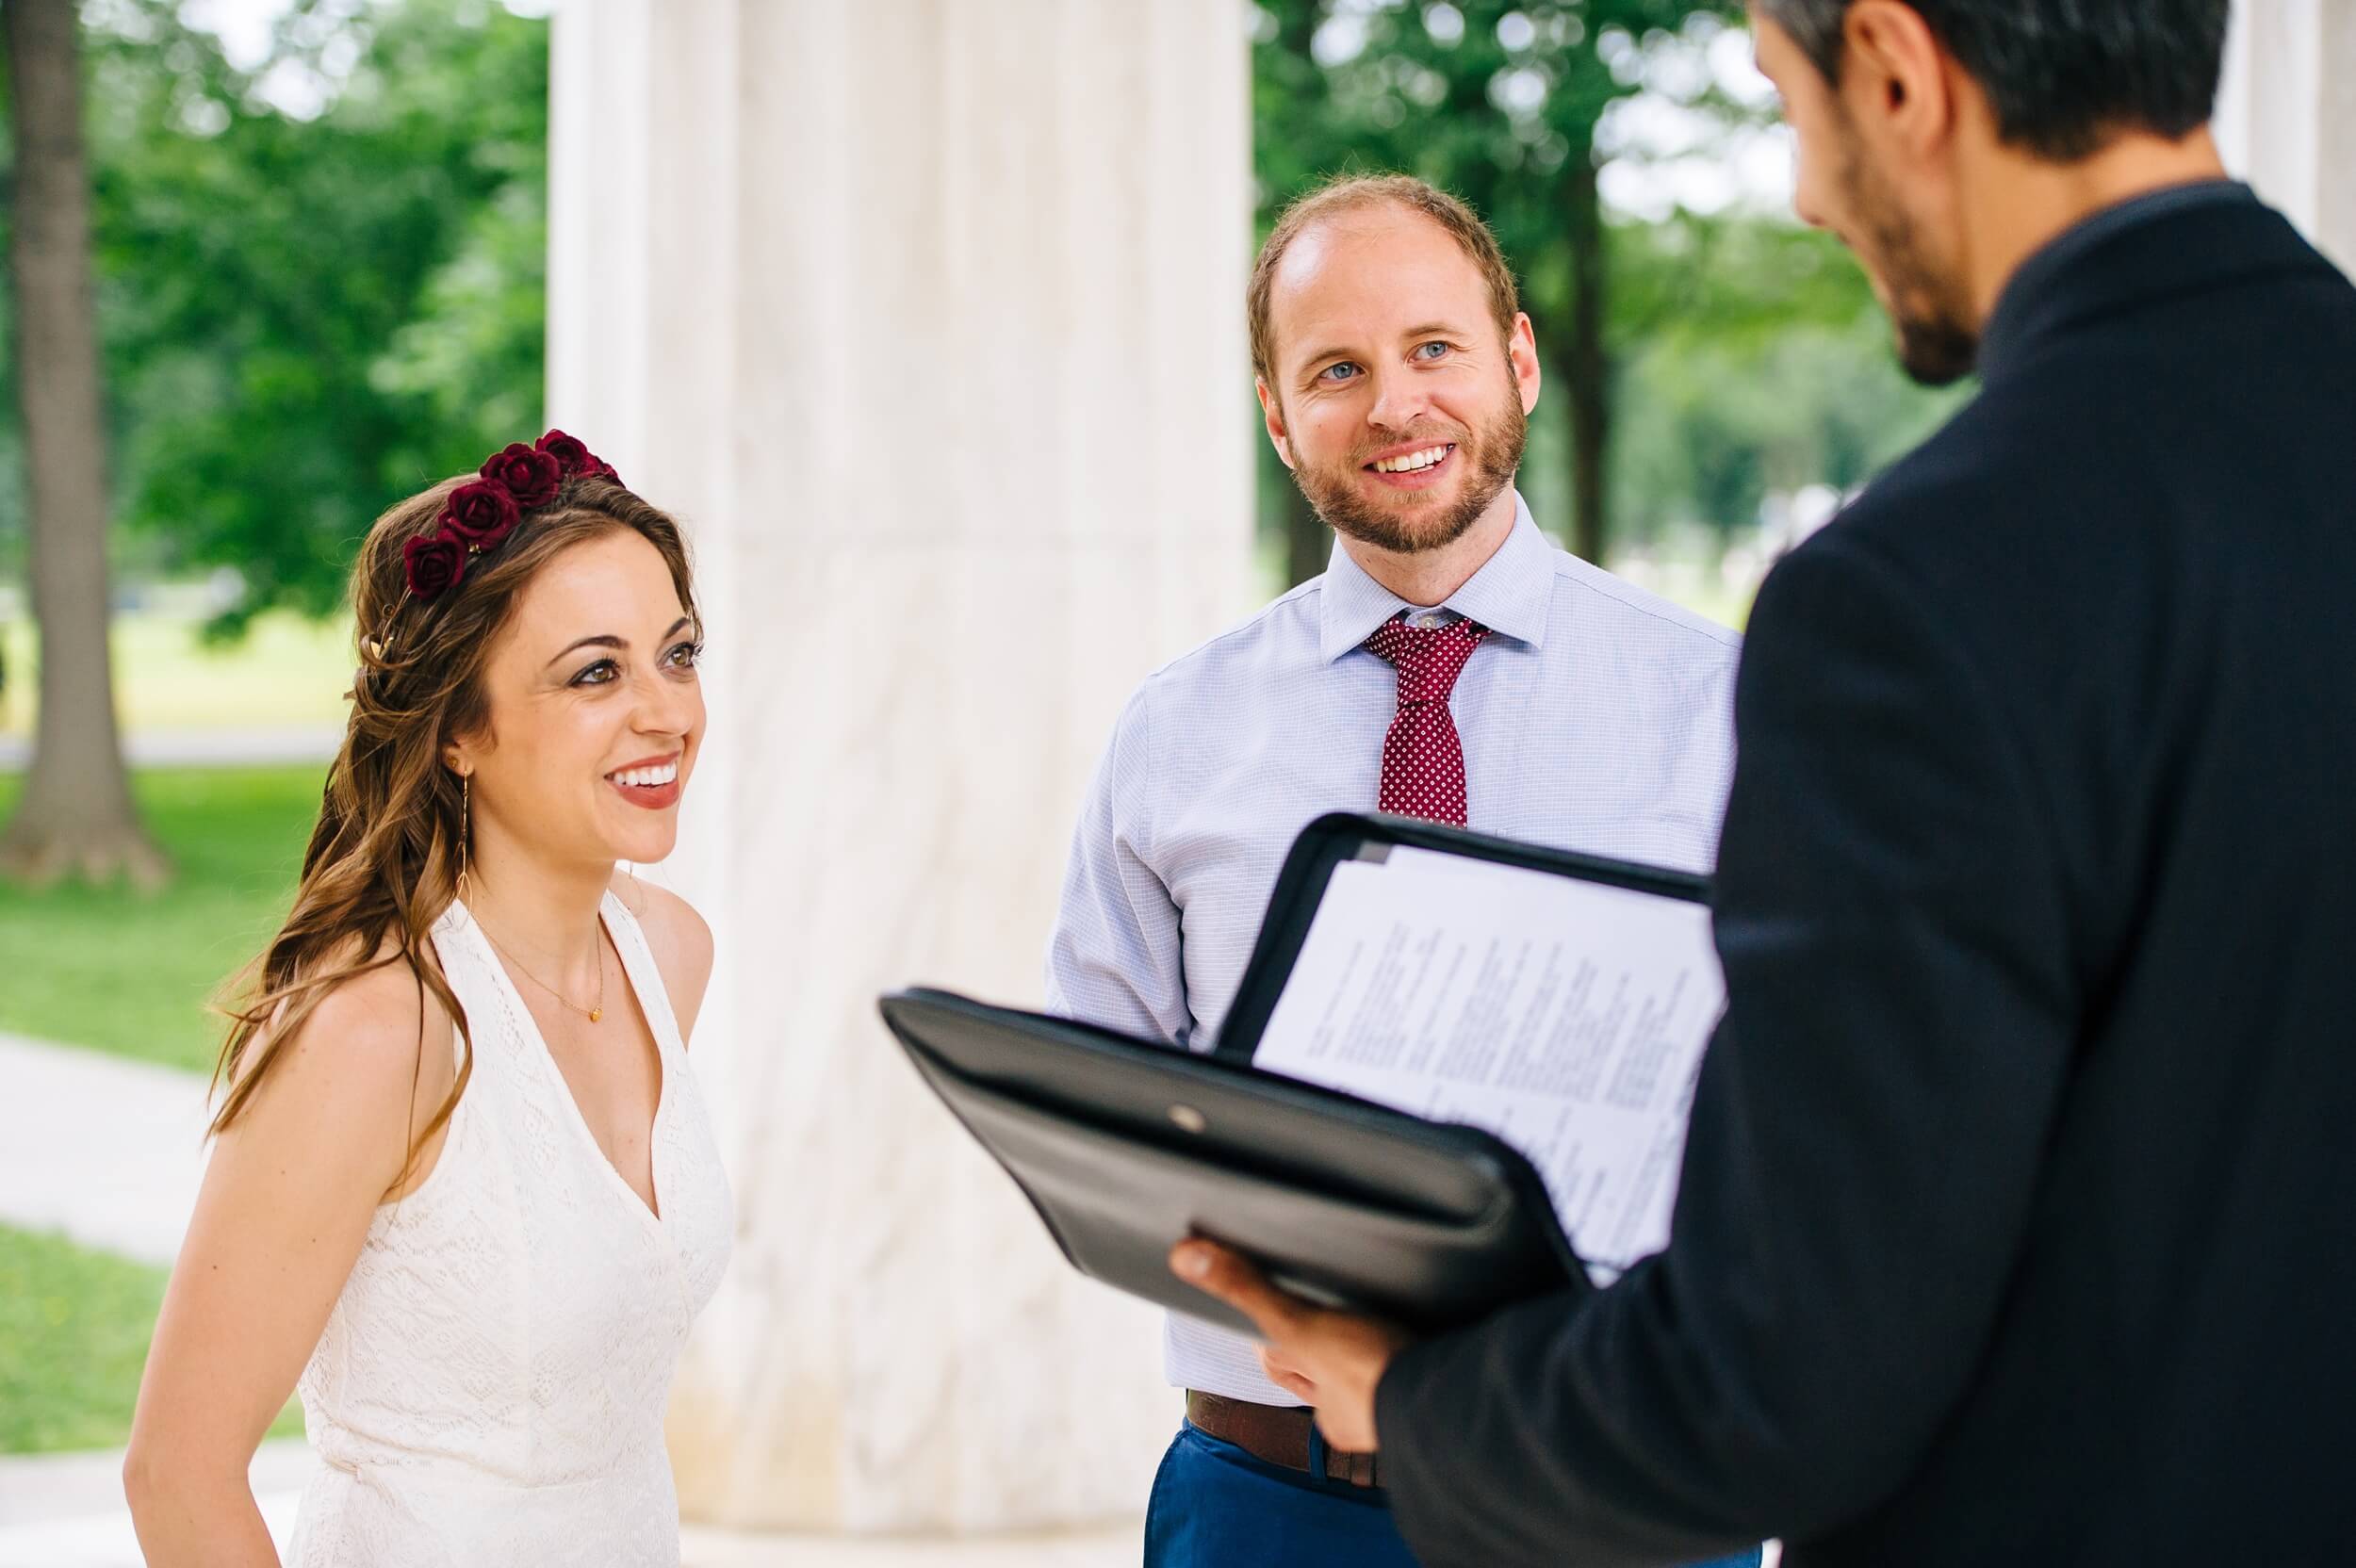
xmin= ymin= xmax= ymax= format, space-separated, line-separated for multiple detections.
xmin=1044 ymin=175 xmax=1758 ymax=1568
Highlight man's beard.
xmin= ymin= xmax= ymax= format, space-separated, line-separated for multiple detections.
xmin=1290 ymin=384 xmax=1528 ymax=555
xmin=1836 ymin=131 xmax=1979 ymax=386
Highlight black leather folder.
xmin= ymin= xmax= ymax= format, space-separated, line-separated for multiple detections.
xmin=877 ymin=812 xmax=1712 ymax=1338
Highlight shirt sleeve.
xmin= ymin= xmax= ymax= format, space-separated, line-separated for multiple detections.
xmin=1042 ymin=686 xmax=1195 ymax=1048
xmin=1374 ymin=527 xmax=2081 ymax=1566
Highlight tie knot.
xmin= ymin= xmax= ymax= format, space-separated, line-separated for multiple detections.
xmin=1366 ymin=616 xmax=1491 ymax=706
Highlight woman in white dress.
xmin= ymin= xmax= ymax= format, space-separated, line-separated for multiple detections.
xmin=124 ymin=433 xmax=732 ymax=1566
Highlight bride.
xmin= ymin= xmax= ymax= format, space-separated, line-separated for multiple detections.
xmin=123 ymin=433 xmax=732 ymax=1565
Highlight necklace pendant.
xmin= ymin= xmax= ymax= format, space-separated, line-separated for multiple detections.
xmin=589 ymin=1006 xmax=602 ymax=1023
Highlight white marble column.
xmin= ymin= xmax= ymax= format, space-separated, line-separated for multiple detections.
xmin=547 ymin=0 xmax=1257 ymax=1534
xmin=2217 ymin=0 xmax=2356 ymax=272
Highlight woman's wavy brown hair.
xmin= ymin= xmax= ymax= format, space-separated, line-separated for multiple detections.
xmin=210 ymin=471 xmax=697 ymax=1174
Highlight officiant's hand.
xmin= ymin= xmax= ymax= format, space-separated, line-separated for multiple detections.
xmin=1170 ymin=1239 xmax=1411 ymax=1453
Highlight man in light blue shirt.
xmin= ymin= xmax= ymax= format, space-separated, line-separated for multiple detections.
xmin=1045 ymin=174 xmax=1755 ymax=1568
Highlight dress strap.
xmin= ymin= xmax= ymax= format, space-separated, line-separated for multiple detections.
xmin=600 ymin=888 xmax=688 ymax=1058
xmin=424 ymin=901 xmax=491 ymax=1077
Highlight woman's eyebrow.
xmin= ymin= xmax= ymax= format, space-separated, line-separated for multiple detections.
xmin=543 ymin=617 xmax=693 ymax=670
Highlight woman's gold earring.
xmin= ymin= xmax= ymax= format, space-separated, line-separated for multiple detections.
xmin=459 ymin=774 xmax=471 ymax=905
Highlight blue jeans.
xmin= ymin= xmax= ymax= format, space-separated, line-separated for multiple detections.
xmin=1142 ymin=1419 xmax=1765 ymax=1568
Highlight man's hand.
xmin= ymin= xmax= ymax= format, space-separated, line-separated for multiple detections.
xmin=1170 ymin=1238 xmax=1414 ymax=1453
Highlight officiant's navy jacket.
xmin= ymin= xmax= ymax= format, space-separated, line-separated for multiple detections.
xmin=1375 ymin=184 xmax=2356 ymax=1566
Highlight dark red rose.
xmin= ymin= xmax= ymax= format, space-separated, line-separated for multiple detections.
xmin=587 ymin=458 xmax=625 ymax=489
xmin=439 ymin=480 xmax=521 ymax=547
xmin=533 ymin=430 xmax=596 ymax=475
xmin=403 ymin=529 xmax=468 ymax=601
xmin=479 ymin=442 xmax=563 ymax=507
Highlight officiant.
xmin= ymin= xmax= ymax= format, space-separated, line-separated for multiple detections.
xmin=1042 ymin=174 xmax=1754 ymax=1568
xmin=1177 ymin=2 xmax=2356 ymax=1564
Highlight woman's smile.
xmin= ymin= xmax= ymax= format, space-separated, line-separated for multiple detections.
xmin=605 ymin=752 xmax=683 ymax=809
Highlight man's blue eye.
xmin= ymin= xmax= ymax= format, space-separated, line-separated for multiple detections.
xmin=1318 ymin=362 xmax=1360 ymax=383
xmin=1414 ymin=341 xmax=1449 ymax=361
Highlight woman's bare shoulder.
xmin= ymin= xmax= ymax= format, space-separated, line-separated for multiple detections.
xmin=609 ymin=873 xmax=714 ymax=1040
xmin=234 ymin=937 xmax=456 ymax=1107
xmin=220 ymin=934 xmax=459 ymax=1197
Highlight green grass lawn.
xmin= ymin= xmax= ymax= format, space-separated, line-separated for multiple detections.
xmin=0 ymin=1223 xmax=303 ymax=1455
xmin=0 ymin=610 xmax=353 ymax=738
xmin=0 ymin=766 xmax=322 ymax=1073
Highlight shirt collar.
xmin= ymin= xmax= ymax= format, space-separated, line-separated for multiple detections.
xmin=1979 ymin=179 xmax=2255 ymax=382
xmin=1317 ymin=491 xmax=1555 ymax=662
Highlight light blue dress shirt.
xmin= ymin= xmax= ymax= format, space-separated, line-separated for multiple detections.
xmin=1044 ymin=494 xmax=1742 ymax=1403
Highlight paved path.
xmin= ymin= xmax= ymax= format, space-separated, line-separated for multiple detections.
xmin=0 ymin=1033 xmax=209 ymax=1266
xmin=0 ymin=1442 xmax=1137 ymax=1565
xmin=0 ymin=1443 xmax=311 ymax=1564
xmin=0 ymin=725 xmax=342 ymax=772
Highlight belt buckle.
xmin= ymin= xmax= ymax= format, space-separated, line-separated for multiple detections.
xmin=1309 ymin=1422 xmax=1381 ymax=1490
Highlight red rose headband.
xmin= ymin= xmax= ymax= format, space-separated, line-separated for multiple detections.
xmin=398 ymin=429 xmax=622 ymax=604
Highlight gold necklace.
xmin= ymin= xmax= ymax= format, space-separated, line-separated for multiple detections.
xmin=476 ymin=918 xmax=607 ymax=1024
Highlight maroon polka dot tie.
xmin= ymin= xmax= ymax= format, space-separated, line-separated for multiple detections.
xmin=1365 ymin=615 xmax=1492 ymax=827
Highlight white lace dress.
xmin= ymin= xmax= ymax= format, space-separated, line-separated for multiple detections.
xmin=286 ymin=893 xmax=733 ymax=1567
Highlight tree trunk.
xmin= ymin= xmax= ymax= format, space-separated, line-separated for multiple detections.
xmin=1562 ymin=155 xmax=1611 ymax=565
xmin=2 ymin=0 xmax=168 ymax=887
xmin=1282 ymin=465 xmax=1328 ymax=588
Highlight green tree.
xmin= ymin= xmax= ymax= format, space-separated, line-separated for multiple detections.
xmin=1 ymin=0 xmax=166 ymax=886
xmin=1612 ymin=302 xmax=1967 ymax=545
xmin=1605 ymin=204 xmax=1964 ymax=539
xmin=2 ymin=0 xmax=547 ymax=878
xmin=85 ymin=0 xmax=548 ymax=628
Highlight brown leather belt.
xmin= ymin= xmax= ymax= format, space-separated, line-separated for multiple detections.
xmin=1185 ymin=1390 xmax=1383 ymax=1490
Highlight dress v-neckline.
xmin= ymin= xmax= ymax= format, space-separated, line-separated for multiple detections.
xmin=462 ymin=894 xmax=670 ymax=1230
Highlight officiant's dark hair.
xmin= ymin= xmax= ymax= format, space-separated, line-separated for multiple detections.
xmin=1756 ymin=0 xmax=2230 ymax=160
xmin=209 ymin=471 xmax=698 ymax=1180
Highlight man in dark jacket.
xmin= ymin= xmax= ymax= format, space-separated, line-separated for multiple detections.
xmin=1175 ymin=2 xmax=2356 ymax=1563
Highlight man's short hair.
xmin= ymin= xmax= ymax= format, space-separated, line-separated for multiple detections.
xmin=1248 ymin=174 xmax=1520 ymax=388
xmin=1758 ymin=0 xmax=2231 ymax=160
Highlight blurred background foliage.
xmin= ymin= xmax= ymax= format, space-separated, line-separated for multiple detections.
xmin=0 ymin=0 xmax=1962 ymax=639
xmin=0 ymin=0 xmax=547 ymax=629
